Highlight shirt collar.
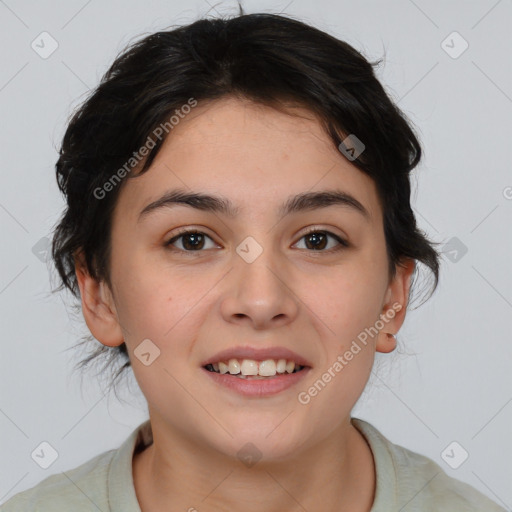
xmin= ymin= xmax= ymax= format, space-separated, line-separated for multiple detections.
xmin=108 ymin=419 xmax=152 ymax=512
xmin=351 ymin=417 xmax=398 ymax=511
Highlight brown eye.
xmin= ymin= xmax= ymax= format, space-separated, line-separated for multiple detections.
xmin=166 ymin=231 xmax=216 ymax=252
xmin=295 ymin=230 xmax=348 ymax=252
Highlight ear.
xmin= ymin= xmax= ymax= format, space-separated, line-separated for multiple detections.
xmin=74 ymin=251 xmax=124 ymax=347
xmin=375 ymin=258 xmax=415 ymax=354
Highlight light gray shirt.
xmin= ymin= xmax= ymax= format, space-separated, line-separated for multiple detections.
xmin=1 ymin=418 xmax=506 ymax=511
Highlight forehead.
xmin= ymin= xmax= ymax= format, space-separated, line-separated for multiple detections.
xmin=115 ymin=97 xmax=382 ymax=225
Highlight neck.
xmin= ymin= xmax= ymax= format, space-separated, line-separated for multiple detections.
xmin=132 ymin=416 xmax=376 ymax=512
xmin=133 ymin=420 xmax=375 ymax=512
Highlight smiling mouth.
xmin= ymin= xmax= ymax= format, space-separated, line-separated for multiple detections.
xmin=203 ymin=358 xmax=306 ymax=379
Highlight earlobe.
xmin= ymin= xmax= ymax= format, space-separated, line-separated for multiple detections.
xmin=375 ymin=258 xmax=415 ymax=354
xmin=377 ymin=333 xmax=397 ymax=353
xmin=74 ymin=255 xmax=124 ymax=348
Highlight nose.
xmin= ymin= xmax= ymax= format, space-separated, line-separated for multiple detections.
xmin=220 ymin=244 xmax=299 ymax=330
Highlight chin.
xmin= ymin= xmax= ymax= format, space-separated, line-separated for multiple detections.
xmin=205 ymin=417 xmax=305 ymax=462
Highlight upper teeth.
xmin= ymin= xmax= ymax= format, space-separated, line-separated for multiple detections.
xmin=210 ymin=359 xmax=301 ymax=376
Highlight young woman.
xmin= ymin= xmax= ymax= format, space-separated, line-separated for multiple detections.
xmin=2 ymin=11 xmax=505 ymax=512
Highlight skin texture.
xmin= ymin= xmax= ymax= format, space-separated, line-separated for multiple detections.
xmin=75 ymin=96 xmax=414 ymax=512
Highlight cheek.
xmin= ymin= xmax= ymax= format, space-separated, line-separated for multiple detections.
xmin=111 ymin=248 xmax=195 ymax=333
xmin=116 ymin=274 xmax=202 ymax=416
xmin=307 ymin=261 xmax=387 ymax=340
xmin=113 ymin=260 xmax=215 ymax=381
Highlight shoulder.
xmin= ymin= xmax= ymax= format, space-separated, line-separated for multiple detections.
xmin=389 ymin=440 xmax=505 ymax=511
xmin=352 ymin=418 xmax=506 ymax=512
xmin=0 ymin=449 xmax=115 ymax=511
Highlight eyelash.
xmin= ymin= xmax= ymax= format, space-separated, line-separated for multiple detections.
xmin=164 ymin=227 xmax=349 ymax=255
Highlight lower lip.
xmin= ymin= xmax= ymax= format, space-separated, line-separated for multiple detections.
xmin=201 ymin=367 xmax=311 ymax=397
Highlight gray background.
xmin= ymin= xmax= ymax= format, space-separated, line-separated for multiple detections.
xmin=1 ymin=0 xmax=511 ymax=508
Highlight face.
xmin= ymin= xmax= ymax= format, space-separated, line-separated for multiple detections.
xmin=77 ymin=96 xmax=412 ymax=460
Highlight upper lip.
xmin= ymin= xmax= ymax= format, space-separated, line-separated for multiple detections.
xmin=201 ymin=346 xmax=312 ymax=368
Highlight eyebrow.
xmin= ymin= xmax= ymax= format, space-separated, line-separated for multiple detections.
xmin=137 ymin=188 xmax=371 ymax=223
